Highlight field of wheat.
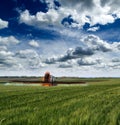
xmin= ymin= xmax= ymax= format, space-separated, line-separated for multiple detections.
xmin=0 ymin=78 xmax=120 ymax=125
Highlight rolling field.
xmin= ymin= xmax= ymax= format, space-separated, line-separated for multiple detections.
xmin=0 ymin=78 xmax=120 ymax=125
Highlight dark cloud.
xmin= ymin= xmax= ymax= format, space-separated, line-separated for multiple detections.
xmin=95 ymin=45 xmax=111 ymax=52
xmin=108 ymin=63 xmax=120 ymax=69
xmin=0 ymin=51 xmax=17 ymax=69
xmin=44 ymin=58 xmax=56 ymax=64
xmin=112 ymin=58 xmax=120 ymax=62
xmin=0 ymin=58 xmax=13 ymax=67
xmin=100 ymin=0 xmax=111 ymax=6
xmin=73 ymin=47 xmax=94 ymax=56
xmin=44 ymin=34 xmax=114 ymax=65
xmin=59 ymin=0 xmax=94 ymax=10
xmin=57 ymin=55 xmax=75 ymax=62
xmin=117 ymin=44 xmax=120 ymax=50
xmin=58 ymin=63 xmax=72 ymax=68
xmin=15 ymin=52 xmax=26 ymax=58
xmin=57 ymin=47 xmax=94 ymax=62
xmin=44 ymin=46 xmax=94 ymax=64
xmin=100 ymin=0 xmax=120 ymax=8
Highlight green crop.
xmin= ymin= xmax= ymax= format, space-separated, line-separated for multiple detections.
xmin=0 ymin=79 xmax=120 ymax=125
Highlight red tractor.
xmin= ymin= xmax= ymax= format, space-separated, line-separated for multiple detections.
xmin=42 ymin=72 xmax=55 ymax=86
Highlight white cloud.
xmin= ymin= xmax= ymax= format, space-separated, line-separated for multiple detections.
xmin=90 ymin=14 xmax=114 ymax=26
xmin=77 ymin=58 xmax=100 ymax=66
xmin=0 ymin=33 xmax=119 ymax=76
xmin=16 ymin=49 xmax=38 ymax=58
xmin=0 ymin=48 xmax=44 ymax=71
xmin=19 ymin=0 xmax=120 ymax=29
xmin=0 ymin=19 xmax=8 ymax=29
xmin=112 ymin=42 xmax=120 ymax=50
xmin=44 ymin=35 xmax=115 ymax=64
xmin=0 ymin=36 xmax=20 ymax=45
xmin=58 ymin=0 xmax=118 ymax=26
xmin=28 ymin=40 xmax=40 ymax=48
xmin=20 ymin=9 xmax=61 ymax=28
xmin=43 ymin=34 xmax=120 ymax=75
xmin=15 ymin=49 xmax=44 ymax=69
xmin=81 ymin=35 xmax=112 ymax=52
xmin=0 ymin=50 xmax=14 ymax=58
xmin=20 ymin=10 xmax=34 ymax=25
xmin=87 ymin=26 xmax=100 ymax=32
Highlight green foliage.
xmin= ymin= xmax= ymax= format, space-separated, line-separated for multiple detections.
xmin=0 ymin=79 xmax=120 ymax=125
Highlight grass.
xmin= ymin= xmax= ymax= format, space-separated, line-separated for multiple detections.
xmin=0 ymin=78 xmax=120 ymax=125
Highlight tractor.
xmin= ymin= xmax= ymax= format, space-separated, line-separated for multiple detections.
xmin=42 ymin=72 xmax=55 ymax=86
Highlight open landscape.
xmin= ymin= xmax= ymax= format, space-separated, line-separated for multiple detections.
xmin=0 ymin=0 xmax=120 ymax=125
xmin=0 ymin=77 xmax=120 ymax=125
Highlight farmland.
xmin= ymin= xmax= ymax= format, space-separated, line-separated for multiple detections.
xmin=0 ymin=78 xmax=120 ymax=125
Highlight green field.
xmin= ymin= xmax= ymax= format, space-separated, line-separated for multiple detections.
xmin=0 ymin=78 xmax=120 ymax=125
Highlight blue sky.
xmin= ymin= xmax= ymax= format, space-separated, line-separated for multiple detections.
xmin=0 ymin=0 xmax=120 ymax=77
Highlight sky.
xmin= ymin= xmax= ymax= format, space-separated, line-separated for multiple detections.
xmin=0 ymin=0 xmax=120 ymax=77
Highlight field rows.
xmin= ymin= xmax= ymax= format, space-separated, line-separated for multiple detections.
xmin=0 ymin=80 xmax=120 ymax=125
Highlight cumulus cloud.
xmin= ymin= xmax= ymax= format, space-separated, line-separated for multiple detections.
xmin=58 ymin=59 xmax=77 ymax=68
xmin=82 ymin=35 xmax=112 ymax=52
xmin=0 ymin=50 xmax=19 ymax=70
xmin=44 ymin=34 xmax=115 ymax=64
xmin=15 ymin=49 xmax=44 ymax=69
xmin=43 ymin=34 xmax=120 ymax=75
xmin=0 ymin=36 xmax=20 ymax=45
xmin=109 ymin=57 xmax=120 ymax=69
xmin=19 ymin=0 xmax=120 ymax=29
xmin=0 ymin=35 xmax=119 ymax=76
xmin=16 ymin=49 xmax=38 ymax=58
xmin=0 ymin=51 xmax=14 ymax=58
xmin=77 ymin=58 xmax=100 ymax=66
xmin=108 ymin=63 xmax=120 ymax=69
xmin=117 ymin=44 xmax=120 ymax=50
xmin=59 ymin=0 xmax=94 ymax=9
xmin=20 ymin=9 xmax=61 ymax=28
xmin=45 ymin=47 xmax=94 ymax=64
xmin=58 ymin=0 xmax=117 ymax=26
xmin=28 ymin=40 xmax=40 ymax=48
xmin=111 ymin=42 xmax=120 ymax=51
xmin=45 ymin=57 xmax=57 ymax=64
xmin=87 ymin=26 xmax=100 ymax=32
xmin=0 ymin=48 xmax=45 ymax=71
xmin=72 ymin=47 xmax=94 ymax=56
xmin=0 ymin=19 xmax=8 ymax=29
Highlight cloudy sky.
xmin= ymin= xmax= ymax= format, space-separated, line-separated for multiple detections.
xmin=0 ymin=0 xmax=120 ymax=77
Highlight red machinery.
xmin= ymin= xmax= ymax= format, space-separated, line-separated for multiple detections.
xmin=42 ymin=72 xmax=54 ymax=86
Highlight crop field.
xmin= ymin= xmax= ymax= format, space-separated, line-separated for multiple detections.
xmin=0 ymin=78 xmax=120 ymax=125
